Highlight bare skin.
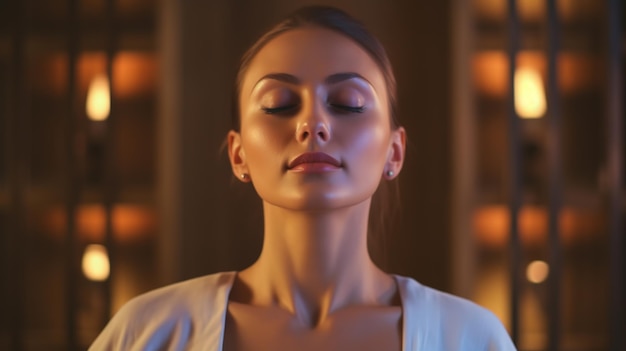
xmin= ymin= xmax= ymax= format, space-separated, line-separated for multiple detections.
xmin=225 ymin=26 xmax=406 ymax=351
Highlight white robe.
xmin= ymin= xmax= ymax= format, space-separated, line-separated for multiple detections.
xmin=89 ymin=272 xmax=516 ymax=350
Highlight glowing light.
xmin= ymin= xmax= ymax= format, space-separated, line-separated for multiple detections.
xmin=526 ymin=260 xmax=549 ymax=284
xmin=86 ymin=74 xmax=110 ymax=121
xmin=515 ymin=67 xmax=546 ymax=119
xmin=82 ymin=244 xmax=110 ymax=281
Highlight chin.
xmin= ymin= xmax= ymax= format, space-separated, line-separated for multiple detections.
xmin=263 ymin=188 xmax=374 ymax=212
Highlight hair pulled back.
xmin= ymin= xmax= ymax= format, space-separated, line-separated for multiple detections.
xmin=232 ymin=6 xmax=401 ymax=267
xmin=232 ymin=5 xmax=399 ymax=131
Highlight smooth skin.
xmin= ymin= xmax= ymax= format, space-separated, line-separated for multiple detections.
xmin=226 ymin=26 xmax=406 ymax=351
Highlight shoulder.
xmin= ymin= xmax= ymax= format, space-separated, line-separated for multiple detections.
xmin=394 ymin=275 xmax=516 ymax=351
xmin=89 ymin=271 xmax=236 ymax=350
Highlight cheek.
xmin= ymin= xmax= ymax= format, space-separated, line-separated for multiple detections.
xmin=241 ymin=119 xmax=291 ymax=169
xmin=341 ymin=119 xmax=390 ymax=171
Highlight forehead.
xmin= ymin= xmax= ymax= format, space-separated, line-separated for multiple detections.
xmin=241 ymin=26 xmax=386 ymax=95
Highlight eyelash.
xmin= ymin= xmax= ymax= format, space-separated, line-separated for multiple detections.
xmin=330 ymin=104 xmax=365 ymax=113
xmin=261 ymin=104 xmax=365 ymax=115
xmin=261 ymin=105 xmax=297 ymax=114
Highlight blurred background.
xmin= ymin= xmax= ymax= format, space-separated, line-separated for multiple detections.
xmin=0 ymin=0 xmax=624 ymax=350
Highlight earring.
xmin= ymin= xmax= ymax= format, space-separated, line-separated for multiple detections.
xmin=386 ymin=170 xmax=394 ymax=177
xmin=240 ymin=173 xmax=249 ymax=180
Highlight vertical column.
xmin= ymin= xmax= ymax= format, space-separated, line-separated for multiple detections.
xmin=450 ymin=0 xmax=476 ymax=299
xmin=157 ymin=0 xmax=183 ymax=285
xmin=176 ymin=0 xmax=234 ymax=279
xmin=506 ymin=0 xmax=522 ymax=345
xmin=546 ymin=0 xmax=562 ymax=350
xmin=607 ymin=1 xmax=624 ymax=350
xmin=65 ymin=0 xmax=79 ymax=349
xmin=102 ymin=0 xmax=117 ymax=323
xmin=7 ymin=0 xmax=26 ymax=350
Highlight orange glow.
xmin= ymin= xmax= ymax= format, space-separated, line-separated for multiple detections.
xmin=515 ymin=67 xmax=546 ymax=118
xmin=113 ymin=52 xmax=158 ymax=98
xmin=526 ymin=260 xmax=549 ymax=284
xmin=472 ymin=259 xmax=511 ymax=330
xmin=473 ymin=51 xmax=547 ymax=97
xmin=33 ymin=51 xmax=156 ymax=99
xmin=473 ymin=50 xmax=509 ymax=96
xmin=78 ymin=52 xmax=157 ymax=98
xmin=558 ymin=54 xmax=600 ymax=94
xmin=86 ymin=73 xmax=111 ymax=121
xmin=475 ymin=0 xmax=548 ymax=22
xmin=473 ymin=51 xmax=600 ymax=98
xmin=82 ymin=244 xmax=110 ymax=281
xmin=42 ymin=204 xmax=155 ymax=243
xmin=474 ymin=0 xmax=601 ymax=22
xmin=78 ymin=53 xmax=108 ymax=97
xmin=473 ymin=205 xmax=606 ymax=248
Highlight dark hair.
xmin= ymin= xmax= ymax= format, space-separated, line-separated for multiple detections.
xmin=232 ymin=5 xmax=401 ymax=268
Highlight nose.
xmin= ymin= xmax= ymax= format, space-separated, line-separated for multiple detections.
xmin=295 ymin=105 xmax=330 ymax=144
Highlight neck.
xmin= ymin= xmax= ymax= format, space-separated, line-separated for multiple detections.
xmin=235 ymin=200 xmax=395 ymax=327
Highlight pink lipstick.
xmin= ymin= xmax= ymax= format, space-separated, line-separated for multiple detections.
xmin=287 ymin=152 xmax=341 ymax=173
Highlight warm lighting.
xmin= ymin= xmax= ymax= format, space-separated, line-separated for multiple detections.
xmin=86 ymin=73 xmax=110 ymax=121
xmin=515 ymin=67 xmax=546 ymax=119
xmin=474 ymin=51 xmax=599 ymax=97
xmin=42 ymin=204 xmax=156 ymax=243
xmin=473 ymin=205 xmax=604 ymax=248
xmin=82 ymin=244 xmax=110 ymax=281
xmin=526 ymin=260 xmax=549 ymax=284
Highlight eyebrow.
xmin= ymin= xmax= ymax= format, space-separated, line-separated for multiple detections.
xmin=324 ymin=72 xmax=371 ymax=85
xmin=253 ymin=72 xmax=372 ymax=91
xmin=255 ymin=73 xmax=301 ymax=86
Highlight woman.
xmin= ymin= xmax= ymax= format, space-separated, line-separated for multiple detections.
xmin=90 ymin=6 xmax=515 ymax=350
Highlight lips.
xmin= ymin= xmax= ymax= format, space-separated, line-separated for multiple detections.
xmin=287 ymin=152 xmax=341 ymax=171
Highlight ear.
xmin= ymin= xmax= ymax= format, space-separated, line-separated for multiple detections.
xmin=227 ymin=130 xmax=250 ymax=182
xmin=384 ymin=127 xmax=406 ymax=180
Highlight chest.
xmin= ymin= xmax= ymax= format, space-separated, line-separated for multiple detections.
xmin=222 ymin=303 xmax=403 ymax=351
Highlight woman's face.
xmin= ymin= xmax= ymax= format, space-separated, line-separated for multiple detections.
xmin=229 ymin=26 xmax=405 ymax=211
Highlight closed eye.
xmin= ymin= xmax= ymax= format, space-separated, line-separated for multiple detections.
xmin=329 ymin=104 xmax=365 ymax=113
xmin=261 ymin=105 xmax=299 ymax=115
